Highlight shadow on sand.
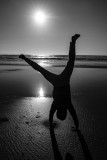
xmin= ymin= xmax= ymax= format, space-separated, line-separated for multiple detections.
xmin=42 ymin=119 xmax=60 ymax=130
xmin=50 ymin=125 xmax=74 ymax=160
xmin=76 ymin=129 xmax=93 ymax=160
xmin=49 ymin=125 xmax=93 ymax=160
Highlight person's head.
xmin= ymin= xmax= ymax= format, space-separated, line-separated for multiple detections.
xmin=56 ymin=108 xmax=67 ymax=121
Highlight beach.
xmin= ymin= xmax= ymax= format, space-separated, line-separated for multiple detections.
xmin=0 ymin=55 xmax=107 ymax=160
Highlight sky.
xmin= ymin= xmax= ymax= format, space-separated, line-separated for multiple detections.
xmin=0 ymin=0 xmax=107 ymax=55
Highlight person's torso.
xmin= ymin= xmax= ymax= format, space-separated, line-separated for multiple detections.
xmin=53 ymin=85 xmax=71 ymax=104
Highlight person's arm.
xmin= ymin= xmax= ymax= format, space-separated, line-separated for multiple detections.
xmin=49 ymin=101 xmax=56 ymax=127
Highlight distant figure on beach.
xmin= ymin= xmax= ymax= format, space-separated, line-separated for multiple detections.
xmin=19 ymin=34 xmax=80 ymax=130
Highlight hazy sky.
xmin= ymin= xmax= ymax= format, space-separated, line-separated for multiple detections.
xmin=0 ymin=0 xmax=107 ymax=55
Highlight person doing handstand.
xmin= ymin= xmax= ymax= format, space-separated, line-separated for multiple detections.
xmin=19 ymin=34 xmax=80 ymax=130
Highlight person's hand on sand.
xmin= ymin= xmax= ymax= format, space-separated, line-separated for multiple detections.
xmin=19 ymin=54 xmax=26 ymax=59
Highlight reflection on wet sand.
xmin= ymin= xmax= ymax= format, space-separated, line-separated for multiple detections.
xmin=38 ymin=87 xmax=45 ymax=97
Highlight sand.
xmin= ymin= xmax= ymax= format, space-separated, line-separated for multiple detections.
xmin=0 ymin=94 xmax=107 ymax=160
xmin=0 ymin=97 xmax=82 ymax=160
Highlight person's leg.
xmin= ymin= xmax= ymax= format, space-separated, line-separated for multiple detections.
xmin=60 ymin=34 xmax=80 ymax=82
xmin=69 ymin=34 xmax=80 ymax=60
xmin=19 ymin=55 xmax=58 ymax=85
xmin=68 ymin=102 xmax=79 ymax=130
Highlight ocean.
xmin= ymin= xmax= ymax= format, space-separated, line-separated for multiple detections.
xmin=1 ymin=54 xmax=107 ymax=67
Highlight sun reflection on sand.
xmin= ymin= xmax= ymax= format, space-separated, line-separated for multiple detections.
xmin=39 ymin=87 xmax=44 ymax=97
xmin=37 ymin=86 xmax=48 ymax=98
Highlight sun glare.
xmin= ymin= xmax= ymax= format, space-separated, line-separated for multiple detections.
xmin=33 ymin=10 xmax=47 ymax=25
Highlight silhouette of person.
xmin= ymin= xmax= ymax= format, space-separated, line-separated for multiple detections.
xmin=19 ymin=34 xmax=80 ymax=130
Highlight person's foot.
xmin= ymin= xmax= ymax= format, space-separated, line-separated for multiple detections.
xmin=19 ymin=54 xmax=25 ymax=59
xmin=72 ymin=34 xmax=80 ymax=42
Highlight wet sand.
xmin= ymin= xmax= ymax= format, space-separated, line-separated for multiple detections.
xmin=0 ymin=66 xmax=107 ymax=159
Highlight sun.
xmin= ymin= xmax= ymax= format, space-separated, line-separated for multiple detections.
xmin=33 ymin=10 xmax=47 ymax=25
